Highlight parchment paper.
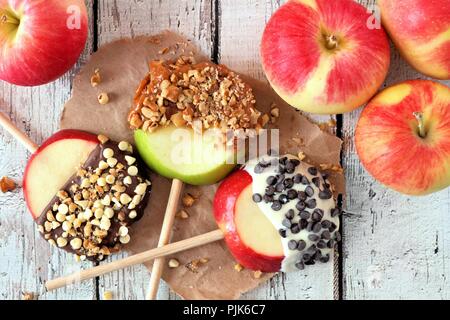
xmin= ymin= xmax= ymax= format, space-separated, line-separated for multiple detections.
xmin=60 ymin=31 xmax=344 ymax=300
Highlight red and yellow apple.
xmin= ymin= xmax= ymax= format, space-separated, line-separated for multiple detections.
xmin=23 ymin=130 xmax=99 ymax=219
xmin=379 ymin=0 xmax=450 ymax=80
xmin=355 ymin=80 xmax=450 ymax=195
xmin=0 ymin=0 xmax=88 ymax=86
xmin=214 ymin=169 xmax=283 ymax=272
xmin=260 ymin=0 xmax=390 ymax=114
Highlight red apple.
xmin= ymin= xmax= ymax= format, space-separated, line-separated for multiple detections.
xmin=23 ymin=130 xmax=99 ymax=219
xmin=214 ymin=169 xmax=284 ymax=272
xmin=260 ymin=0 xmax=390 ymax=114
xmin=355 ymin=80 xmax=450 ymax=195
xmin=0 ymin=0 xmax=88 ymax=86
xmin=379 ymin=0 xmax=450 ymax=80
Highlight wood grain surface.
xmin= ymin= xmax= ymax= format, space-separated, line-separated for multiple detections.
xmin=0 ymin=0 xmax=448 ymax=300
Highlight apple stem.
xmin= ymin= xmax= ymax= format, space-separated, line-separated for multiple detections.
xmin=413 ymin=112 xmax=426 ymax=138
xmin=325 ymin=35 xmax=339 ymax=50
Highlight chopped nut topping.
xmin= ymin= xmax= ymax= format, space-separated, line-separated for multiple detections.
xmin=234 ymin=263 xmax=243 ymax=272
xmin=22 ymin=292 xmax=35 ymax=300
xmin=98 ymin=134 xmax=109 ymax=144
xmin=98 ymin=92 xmax=109 ymax=105
xmin=253 ymin=270 xmax=263 ymax=279
xmin=182 ymin=193 xmax=195 ymax=207
xmin=103 ymin=291 xmax=113 ymax=300
xmin=128 ymin=57 xmax=266 ymax=134
xmin=0 ymin=176 xmax=16 ymax=193
xmin=91 ymin=69 xmax=101 ymax=87
xmin=168 ymin=258 xmax=180 ymax=268
xmin=297 ymin=151 xmax=306 ymax=161
xmin=176 ymin=209 xmax=189 ymax=219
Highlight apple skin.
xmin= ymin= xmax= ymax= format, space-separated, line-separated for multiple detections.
xmin=260 ymin=0 xmax=390 ymax=114
xmin=355 ymin=80 xmax=450 ymax=195
xmin=23 ymin=130 xmax=99 ymax=219
xmin=0 ymin=0 xmax=88 ymax=86
xmin=379 ymin=0 xmax=450 ymax=80
xmin=134 ymin=127 xmax=236 ymax=186
xmin=214 ymin=169 xmax=283 ymax=272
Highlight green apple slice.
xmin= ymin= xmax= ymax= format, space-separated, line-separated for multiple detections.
xmin=134 ymin=125 xmax=237 ymax=185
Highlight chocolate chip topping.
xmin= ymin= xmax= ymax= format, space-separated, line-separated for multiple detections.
xmin=248 ymin=155 xmax=340 ymax=270
xmin=36 ymin=137 xmax=151 ymax=261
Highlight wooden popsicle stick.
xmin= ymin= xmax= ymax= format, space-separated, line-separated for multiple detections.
xmin=147 ymin=178 xmax=184 ymax=300
xmin=45 ymin=229 xmax=224 ymax=292
xmin=0 ymin=112 xmax=39 ymax=153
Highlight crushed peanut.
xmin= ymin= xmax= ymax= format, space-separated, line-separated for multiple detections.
xmin=234 ymin=263 xmax=244 ymax=272
xmin=98 ymin=92 xmax=110 ymax=105
xmin=182 ymin=193 xmax=195 ymax=207
xmin=297 ymin=151 xmax=306 ymax=161
xmin=103 ymin=291 xmax=113 ymax=300
xmin=168 ymin=258 xmax=180 ymax=268
xmin=176 ymin=209 xmax=189 ymax=219
xmin=22 ymin=292 xmax=35 ymax=300
xmin=0 ymin=176 xmax=16 ymax=193
xmin=128 ymin=57 xmax=266 ymax=134
xmin=91 ymin=68 xmax=101 ymax=87
xmin=253 ymin=270 xmax=263 ymax=279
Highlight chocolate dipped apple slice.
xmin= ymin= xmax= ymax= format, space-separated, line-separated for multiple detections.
xmin=24 ymin=130 xmax=151 ymax=261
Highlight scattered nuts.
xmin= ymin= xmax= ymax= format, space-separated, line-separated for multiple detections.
xmin=253 ymin=270 xmax=263 ymax=279
xmin=182 ymin=193 xmax=195 ymax=207
xmin=97 ymin=134 xmax=109 ymax=144
xmin=98 ymin=92 xmax=109 ymax=105
xmin=91 ymin=69 xmax=101 ymax=87
xmin=103 ymin=291 xmax=113 ymax=300
xmin=0 ymin=176 xmax=16 ymax=193
xmin=234 ymin=263 xmax=243 ymax=272
xmin=168 ymin=258 xmax=180 ymax=268
xmin=22 ymin=292 xmax=35 ymax=300
xmin=176 ymin=209 xmax=189 ymax=219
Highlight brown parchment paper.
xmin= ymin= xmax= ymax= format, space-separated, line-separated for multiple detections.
xmin=60 ymin=31 xmax=344 ymax=300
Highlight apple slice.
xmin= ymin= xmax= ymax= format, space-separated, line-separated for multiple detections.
xmin=23 ymin=130 xmax=99 ymax=219
xmin=214 ymin=169 xmax=283 ymax=272
xmin=134 ymin=125 xmax=236 ymax=186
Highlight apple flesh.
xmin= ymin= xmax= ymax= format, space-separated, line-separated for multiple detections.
xmin=379 ymin=0 xmax=450 ymax=80
xmin=23 ymin=130 xmax=99 ymax=219
xmin=214 ymin=169 xmax=284 ymax=272
xmin=355 ymin=80 xmax=450 ymax=195
xmin=260 ymin=0 xmax=390 ymax=114
xmin=0 ymin=0 xmax=88 ymax=86
xmin=134 ymin=125 xmax=236 ymax=186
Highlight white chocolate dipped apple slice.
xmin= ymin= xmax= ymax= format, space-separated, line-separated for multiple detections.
xmin=214 ymin=155 xmax=341 ymax=272
xmin=23 ymin=130 xmax=152 ymax=261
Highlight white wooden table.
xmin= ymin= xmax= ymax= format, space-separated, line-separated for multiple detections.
xmin=0 ymin=0 xmax=449 ymax=300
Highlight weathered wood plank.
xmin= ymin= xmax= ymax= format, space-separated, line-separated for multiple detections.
xmin=96 ymin=0 xmax=214 ymax=300
xmin=219 ymin=0 xmax=337 ymax=300
xmin=0 ymin=1 xmax=96 ymax=300
xmin=342 ymin=0 xmax=450 ymax=299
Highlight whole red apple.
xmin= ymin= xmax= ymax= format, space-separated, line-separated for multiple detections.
xmin=355 ymin=80 xmax=450 ymax=195
xmin=260 ymin=0 xmax=390 ymax=114
xmin=0 ymin=0 xmax=88 ymax=86
xmin=379 ymin=0 xmax=450 ymax=80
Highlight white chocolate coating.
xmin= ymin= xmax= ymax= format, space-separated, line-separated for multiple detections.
xmin=244 ymin=155 xmax=340 ymax=272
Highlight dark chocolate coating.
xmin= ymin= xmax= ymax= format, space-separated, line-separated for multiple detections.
xmin=36 ymin=140 xmax=151 ymax=261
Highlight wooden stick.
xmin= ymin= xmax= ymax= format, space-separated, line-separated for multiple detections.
xmin=0 ymin=112 xmax=38 ymax=153
xmin=147 ymin=178 xmax=184 ymax=299
xmin=45 ymin=229 xmax=224 ymax=292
